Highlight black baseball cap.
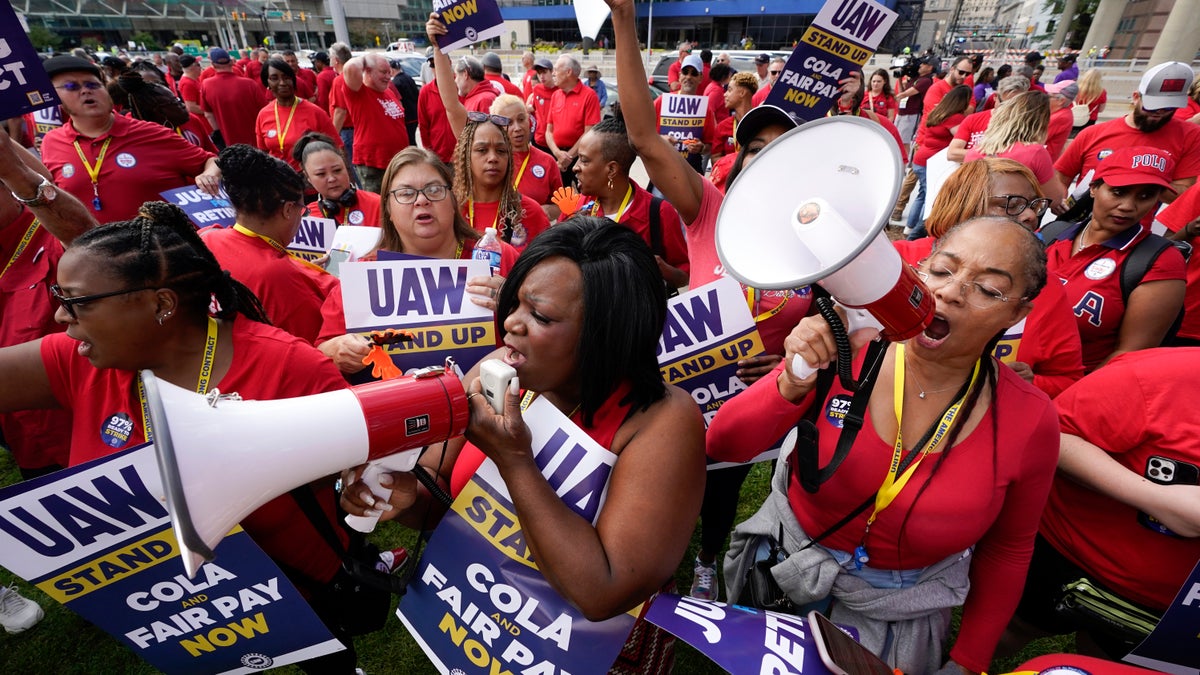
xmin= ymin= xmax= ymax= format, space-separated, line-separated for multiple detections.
xmin=735 ymin=104 xmax=800 ymax=148
xmin=42 ymin=55 xmax=101 ymax=80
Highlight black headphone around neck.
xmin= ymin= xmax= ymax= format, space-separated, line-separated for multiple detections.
xmin=318 ymin=186 xmax=358 ymax=219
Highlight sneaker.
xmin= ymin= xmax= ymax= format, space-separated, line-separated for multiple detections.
xmin=0 ymin=584 xmax=44 ymax=634
xmin=689 ymin=557 xmax=719 ymax=601
xmin=375 ymin=547 xmax=408 ymax=575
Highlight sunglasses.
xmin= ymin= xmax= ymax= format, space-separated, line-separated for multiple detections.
xmin=50 ymin=283 xmax=154 ymax=319
xmin=955 ymin=68 xmax=972 ymax=76
xmin=770 ymin=70 xmax=783 ymax=76
xmin=466 ymin=111 xmax=510 ymax=127
xmin=55 ymin=81 xmax=104 ymax=92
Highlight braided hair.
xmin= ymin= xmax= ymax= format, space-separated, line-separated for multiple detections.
xmin=450 ymin=118 xmax=522 ymax=242
xmin=217 ymin=144 xmax=305 ymax=219
xmin=70 ymin=201 xmax=270 ymax=324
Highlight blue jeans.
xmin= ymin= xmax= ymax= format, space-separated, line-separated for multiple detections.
xmin=906 ymin=163 xmax=927 ymax=239
xmin=340 ymin=128 xmax=361 ymax=187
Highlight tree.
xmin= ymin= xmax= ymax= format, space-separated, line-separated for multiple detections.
xmin=28 ymin=25 xmax=62 ymax=52
xmin=130 ymin=31 xmax=161 ymax=51
xmin=1038 ymin=0 xmax=1100 ymax=48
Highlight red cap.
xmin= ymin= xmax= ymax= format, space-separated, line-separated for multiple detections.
xmin=1094 ymin=146 xmax=1177 ymax=193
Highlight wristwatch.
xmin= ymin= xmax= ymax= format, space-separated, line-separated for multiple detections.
xmin=11 ymin=176 xmax=58 ymax=208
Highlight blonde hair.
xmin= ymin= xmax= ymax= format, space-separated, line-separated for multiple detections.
xmin=377 ymin=147 xmax=478 ymax=255
xmin=729 ymin=71 xmax=758 ymax=95
xmin=924 ymin=157 xmax=1042 ymax=239
xmin=490 ymin=93 xmax=525 ymax=115
xmin=1076 ymin=69 xmax=1104 ymax=105
xmin=976 ymin=90 xmax=1050 ymax=155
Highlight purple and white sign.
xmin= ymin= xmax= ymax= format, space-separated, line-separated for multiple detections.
xmin=160 ymin=186 xmax=235 ymax=229
xmin=766 ymin=0 xmax=898 ymax=122
xmin=433 ymin=0 xmax=505 ymax=52
xmin=1125 ymin=560 xmax=1200 ymax=674
xmin=0 ymin=6 xmax=61 ymax=120
xmin=287 ymin=216 xmax=336 ymax=262
xmin=657 ymin=93 xmax=709 ymax=153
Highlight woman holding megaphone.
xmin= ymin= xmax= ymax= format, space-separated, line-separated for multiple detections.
xmin=708 ymin=217 xmax=1061 ymax=675
xmin=0 ymin=202 xmax=365 ymax=672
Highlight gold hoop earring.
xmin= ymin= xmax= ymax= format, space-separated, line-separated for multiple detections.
xmin=607 ymin=176 xmax=614 ymax=191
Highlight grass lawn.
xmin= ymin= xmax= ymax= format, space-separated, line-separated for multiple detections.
xmin=1 ymin=451 xmax=1072 ymax=673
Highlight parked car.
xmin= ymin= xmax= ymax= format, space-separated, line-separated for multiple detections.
xmin=599 ymin=78 xmax=663 ymax=119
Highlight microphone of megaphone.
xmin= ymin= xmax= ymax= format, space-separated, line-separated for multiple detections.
xmin=143 ymin=364 xmax=468 ymax=578
xmin=714 ymin=116 xmax=934 ymax=378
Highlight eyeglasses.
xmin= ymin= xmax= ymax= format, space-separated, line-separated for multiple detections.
xmin=55 ymin=81 xmax=104 ymax=92
xmin=50 ymin=283 xmax=154 ymax=319
xmin=991 ymin=194 xmax=1052 ymax=218
xmin=917 ymin=264 xmax=1024 ymax=309
xmin=389 ymin=184 xmax=450 ymax=205
xmin=954 ymin=68 xmax=972 ymax=76
xmin=466 ymin=111 xmax=510 ymax=127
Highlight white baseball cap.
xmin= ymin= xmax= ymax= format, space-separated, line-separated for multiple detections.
xmin=1138 ymin=61 xmax=1194 ymax=110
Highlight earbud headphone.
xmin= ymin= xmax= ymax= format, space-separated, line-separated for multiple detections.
xmin=318 ymin=186 xmax=358 ymax=219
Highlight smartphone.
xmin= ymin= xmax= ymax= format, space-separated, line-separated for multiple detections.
xmin=1137 ymin=456 xmax=1200 ymax=536
xmin=479 ymin=360 xmax=516 ymax=414
xmin=326 ymin=248 xmax=353 ymax=277
xmin=808 ymin=611 xmax=895 ymax=675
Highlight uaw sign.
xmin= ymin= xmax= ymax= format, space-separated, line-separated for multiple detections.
xmin=433 ymin=0 xmax=505 ymax=52
xmin=0 ymin=444 xmax=341 ymax=674
xmin=0 ymin=6 xmax=60 ymax=119
xmin=397 ymin=397 xmax=637 ymax=674
xmin=766 ymin=0 xmax=898 ymax=122
xmin=287 ymin=216 xmax=336 ymax=263
xmin=340 ymin=257 xmax=495 ymax=377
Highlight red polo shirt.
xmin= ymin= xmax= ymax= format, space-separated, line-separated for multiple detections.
xmin=547 ymin=83 xmax=601 ymax=150
xmin=201 ymin=70 xmax=269 ymax=147
xmin=418 ymin=80 xmax=456 ymax=163
xmin=343 ymin=82 xmax=409 ymax=170
xmin=305 ymin=188 xmax=383 ymax=228
xmin=512 ymin=146 xmax=562 ymax=205
xmin=178 ymin=113 xmax=218 ymax=153
xmin=255 ymin=99 xmax=340 ymax=169
xmin=41 ymin=114 xmax=214 ymax=224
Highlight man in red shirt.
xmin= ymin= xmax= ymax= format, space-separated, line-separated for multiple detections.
xmin=328 ymin=43 xmax=357 ymax=175
xmin=177 ymin=55 xmax=204 ymax=117
xmin=923 ymin=55 xmax=974 ymax=117
xmin=340 ymin=53 xmax=409 ymax=193
xmin=39 ymin=55 xmax=221 ymax=224
xmin=546 ymin=54 xmax=601 ymax=186
xmin=282 ymin=49 xmax=318 ymax=102
xmin=453 ymin=55 xmax=501 ymax=114
xmin=520 ymin=51 xmax=538 ymax=100
xmin=654 ymin=55 xmax=717 ymax=174
xmin=312 ymin=51 xmax=334 ymax=112
xmin=418 ymin=49 xmax=456 ymax=163
xmin=201 ymin=47 xmax=267 ymax=147
xmin=244 ymin=48 xmax=268 ymax=85
xmin=527 ymin=58 xmax=557 ymax=153
xmin=481 ymin=52 xmax=523 ymax=98
xmin=1054 ymin=61 xmax=1200 ymax=213
xmin=751 ymin=58 xmax=785 ymax=107
xmin=667 ymin=42 xmax=692 ymax=92
xmin=1044 ymin=79 xmax=1077 ymax=159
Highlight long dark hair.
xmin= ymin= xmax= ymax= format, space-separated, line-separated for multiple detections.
xmin=496 ymin=217 xmax=667 ymax=426
xmin=70 ymin=201 xmax=270 ymax=324
xmin=926 ymin=85 xmax=972 ymax=127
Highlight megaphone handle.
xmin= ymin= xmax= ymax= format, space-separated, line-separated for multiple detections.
xmin=789 ymin=306 xmax=882 ymax=379
xmin=343 ymin=458 xmax=400 ymax=533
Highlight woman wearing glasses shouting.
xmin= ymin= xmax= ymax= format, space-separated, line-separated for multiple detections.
xmin=895 ymin=158 xmax=1085 ymax=397
xmin=426 ymin=16 xmax=550 ymax=251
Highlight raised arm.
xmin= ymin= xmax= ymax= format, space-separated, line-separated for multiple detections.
xmin=0 ymin=131 xmax=98 ymax=245
xmin=605 ymin=0 xmax=706 ymax=223
xmin=342 ymin=57 xmax=366 ymax=93
xmin=426 ymin=13 xmax=468 ymax=136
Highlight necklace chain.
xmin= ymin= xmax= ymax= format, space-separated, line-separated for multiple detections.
xmin=1073 ymin=222 xmax=1091 ymax=255
xmin=905 ymin=352 xmax=962 ymax=399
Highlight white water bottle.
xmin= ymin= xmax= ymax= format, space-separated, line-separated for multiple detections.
xmin=473 ymin=226 xmax=502 ymax=275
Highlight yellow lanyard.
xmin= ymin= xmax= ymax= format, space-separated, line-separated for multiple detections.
xmin=232 ymin=223 xmax=329 ymax=274
xmin=512 ymin=152 xmax=532 ymax=188
xmin=865 ymin=344 xmax=981 ymax=531
xmin=589 ymin=184 xmax=634 ymax=223
xmin=273 ymin=99 xmax=300 ymax=153
xmin=73 ymin=137 xmax=113 ymax=211
xmin=1 ymin=219 xmax=40 ymax=282
xmin=137 ymin=317 xmax=219 ymax=441
xmin=745 ymin=286 xmax=791 ymax=323
xmin=519 ymin=390 xmax=580 ymax=419
xmin=466 ymin=200 xmax=500 ymax=233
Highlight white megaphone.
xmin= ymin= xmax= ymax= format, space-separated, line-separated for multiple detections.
xmin=141 ymin=363 xmax=469 ymax=578
xmin=715 ymin=116 xmax=934 ymax=378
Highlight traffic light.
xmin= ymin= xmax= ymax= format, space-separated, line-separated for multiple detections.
xmin=299 ymin=11 xmax=305 ymax=21
xmin=231 ymin=10 xmax=238 ymax=20
xmin=284 ymin=11 xmax=292 ymax=21
xmin=240 ymin=12 xmax=247 ymax=20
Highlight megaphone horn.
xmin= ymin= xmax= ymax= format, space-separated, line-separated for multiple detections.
xmin=143 ymin=363 xmax=469 ymax=578
xmin=715 ymin=117 xmax=934 ymax=377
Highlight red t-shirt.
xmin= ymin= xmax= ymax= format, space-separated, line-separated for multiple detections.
xmin=343 ymin=82 xmax=409 ymax=170
xmin=177 ymin=113 xmax=218 ymax=154
xmin=750 ymin=83 xmax=772 ymax=108
xmin=41 ymin=114 xmax=214 ymax=224
xmin=1155 ymin=183 xmax=1200 ymax=339
xmin=895 ymin=237 xmax=1084 ymax=398
xmin=704 ymin=80 xmax=731 ymax=124
xmin=913 ymin=113 xmax=965 ymax=166
xmin=39 ymin=318 xmax=348 ymax=587
xmin=243 ymin=60 xmax=261 ymax=83
xmin=464 ymin=79 xmax=501 ymax=114
xmin=860 ymin=93 xmax=898 ymax=119
xmin=547 ymin=83 xmax=601 ymax=150
xmin=953 ymin=109 xmax=992 ymax=151
xmin=199 ymin=226 xmax=340 ymax=345
xmin=305 ymin=188 xmax=383 ymax=228
xmin=579 ymin=182 xmax=690 ymax=274
xmin=329 ymin=75 xmax=353 ymax=130
xmin=0 ymin=210 xmax=71 ymax=470
xmin=1046 ymin=106 xmax=1074 ymax=160
xmin=714 ymin=116 xmax=736 ymax=157
xmin=1045 ymin=223 xmax=1187 ymax=370
xmin=296 ymin=68 xmax=318 ymax=97
xmin=200 ymin=71 xmax=269 ymax=147
xmin=316 ymin=67 xmax=336 ymax=113
xmin=512 ymin=146 xmax=562 ymax=206
xmin=178 ymin=75 xmax=202 ymax=109
xmin=965 ymin=142 xmax=1055 ymax=184
xmin=463 ymin=194 xmax=550 ymax=251
xmin=706 ymin=352 xmax=1059 ymax=675
xmin=1056 ymin=117 xmax=1200 ymax=184
xmin=1047 ymin=347 xmax=1200 ymax=609
xmin=1174 ymin=98 xmax=1200 ymax=122
xmin=529 ymin=83 xmax=557 ymax=146
xmin=1083 ymin=90 xmax=1108 ymax=122
xmin=417 ymin=80 xmax=456 ymax=163
xmin=521 ymin=69 xmax=538 ymax=101
xmin=255 ymin=99 xmax=340 ymax=169
xmin=485 ymin=73 xmax=523 ymax=99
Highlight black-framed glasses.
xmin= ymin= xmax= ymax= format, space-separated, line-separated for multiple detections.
xmin=466 ymin=111 xmax=510 ymax=127
xmin=50 ymin=283 xmax=154 ymax=319
xmin=54 ymin=81 xmax=104 ymax=92
xmin=389 ymin=184 xmax=450 ymax=205
xmin=991 ymin=194 xmax=1052 ymax=218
